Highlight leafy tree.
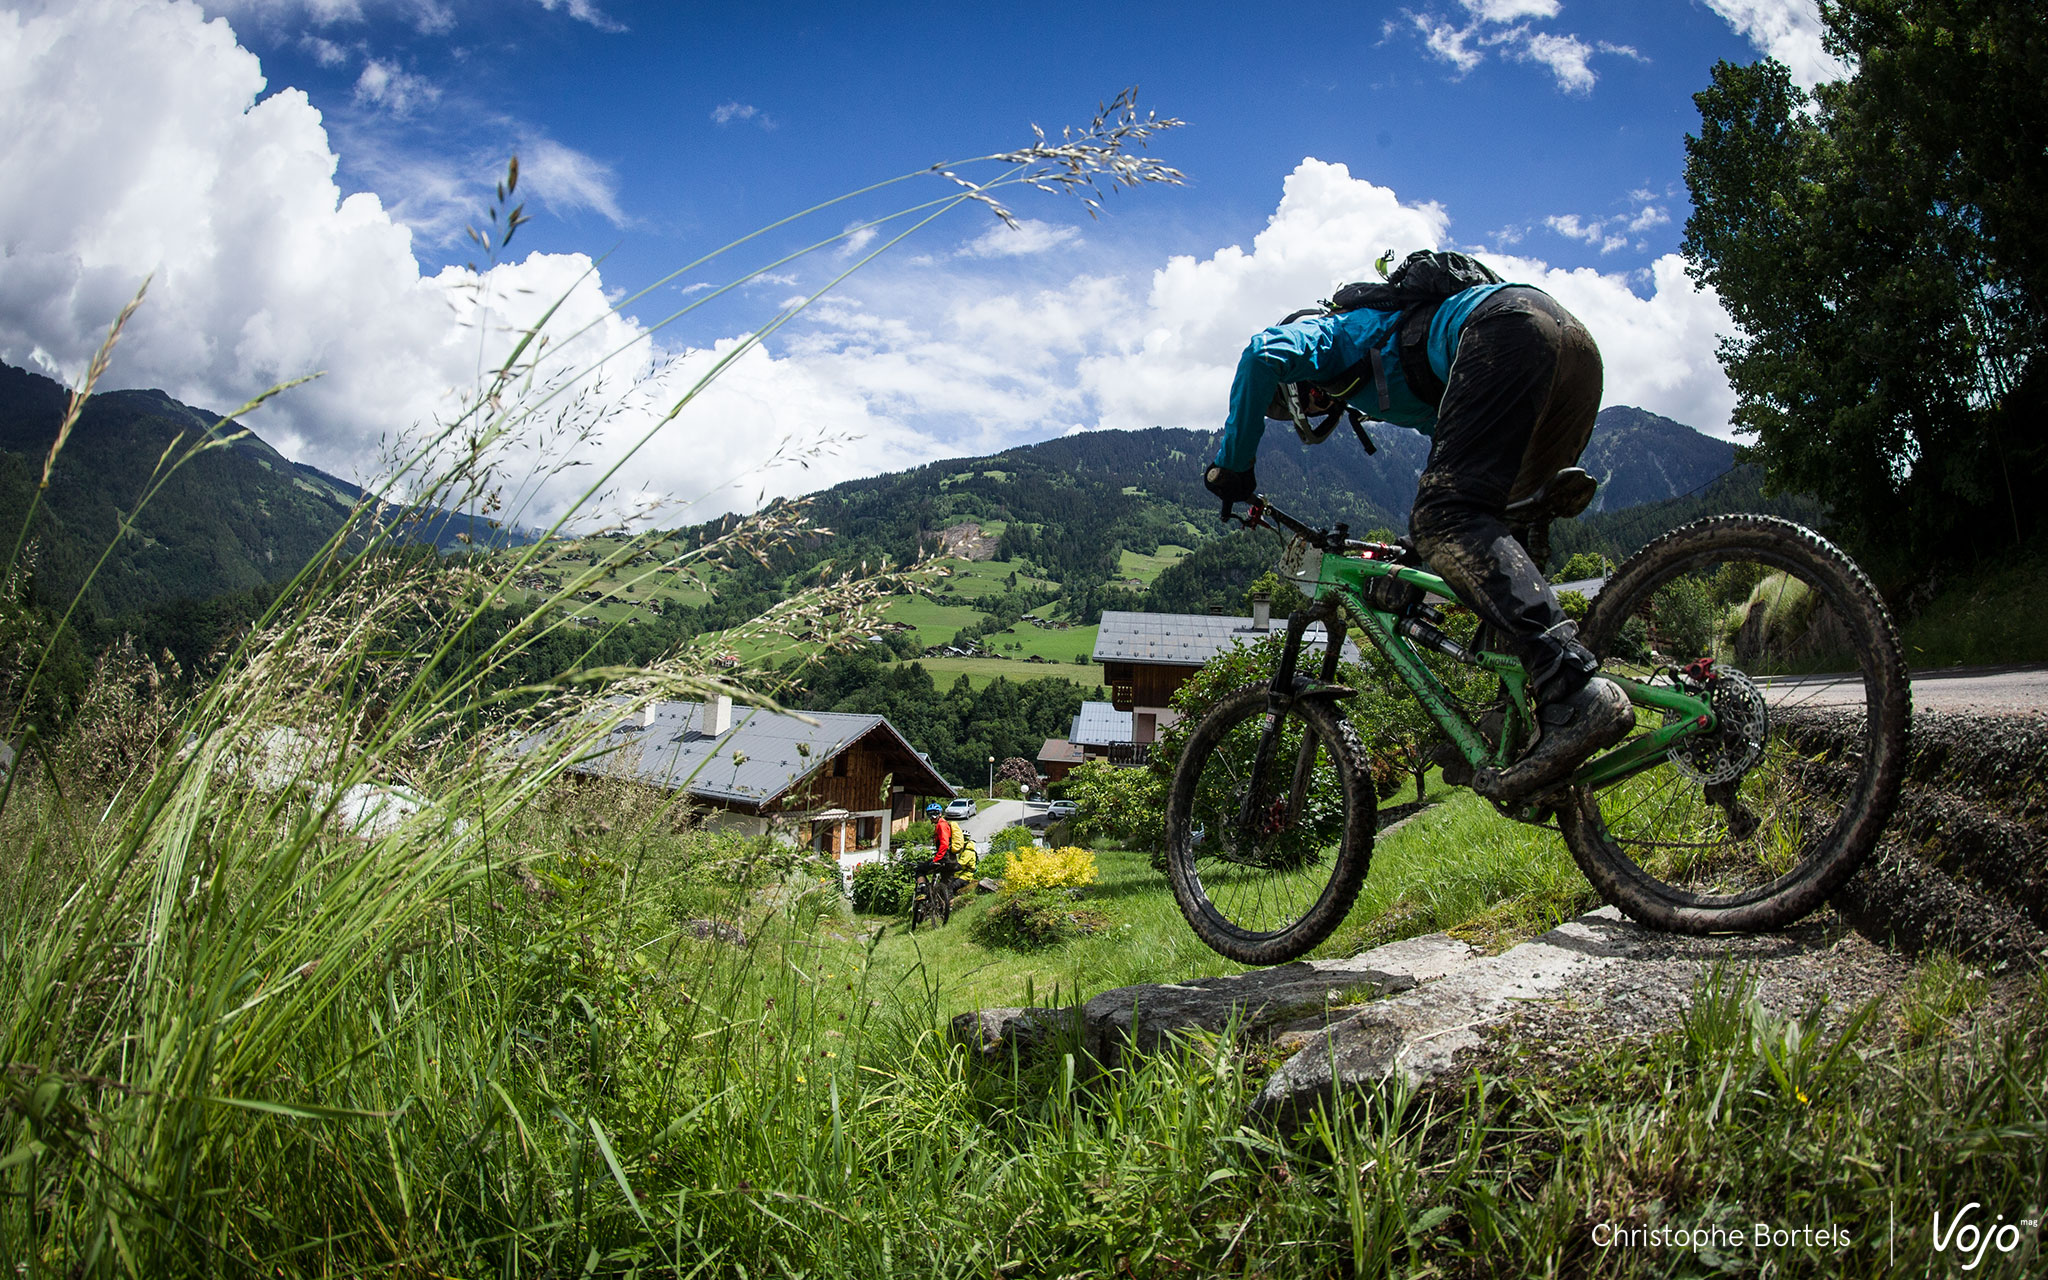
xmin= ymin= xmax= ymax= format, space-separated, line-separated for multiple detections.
xmin=1242 ymin=570 xmax=1309 ymax=620
xmin=1682 ymin=1 xmax=2048 ymax=567
xmin=1061 ymin=760 xmax=1165 ymax=851
xmin=1549 ymin=552 xmax=1613 ymax=584
xmin=996 ymin=756 xmax=1039 ymax=794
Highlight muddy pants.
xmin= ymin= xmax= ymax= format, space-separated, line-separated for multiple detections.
xmin=1409 ymin=287 xmax=1604 ymax=702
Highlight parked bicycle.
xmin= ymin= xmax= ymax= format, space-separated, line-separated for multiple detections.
xmin=907 ymin=851 xmax=960 ymax=930
xmin=1167 ymin=471 xmax=1909 ymax=964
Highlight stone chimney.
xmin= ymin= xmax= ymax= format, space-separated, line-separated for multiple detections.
xmin=1251 ymin=592 xmax=1272 ymax=631
xmin=708 ymin=694 xmax=733 ymax=736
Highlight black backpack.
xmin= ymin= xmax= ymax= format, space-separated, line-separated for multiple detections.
xmin=1327 ymin=249 xmax=1503 ymax=316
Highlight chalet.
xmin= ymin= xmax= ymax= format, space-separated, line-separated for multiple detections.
xmin=1034 ymin=737 xmax=1086 ymax=783
xmin=536 ymin=695 xmax=956 ymax=855
xmin=1092 ymin=601 xmax=1362 ymax=753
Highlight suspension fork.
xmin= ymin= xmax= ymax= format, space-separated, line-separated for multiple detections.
xmin=1238 ymin=600 xmax=1346 ymax=835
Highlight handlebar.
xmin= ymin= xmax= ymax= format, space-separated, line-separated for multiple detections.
xmin=1219 ymin=494 xmax=1411 ymax=560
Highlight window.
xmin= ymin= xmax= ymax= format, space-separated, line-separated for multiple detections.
xmin=832 ymin=754 xmax=849 ymax=778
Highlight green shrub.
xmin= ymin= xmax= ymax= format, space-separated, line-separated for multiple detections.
xmin=968 ymin=887 xmax=1108 ymax=950
xmin=1061 ymin=760 xmax=1165 ymax=850
xmin=849 ymin=860 xmax=910 ymax=914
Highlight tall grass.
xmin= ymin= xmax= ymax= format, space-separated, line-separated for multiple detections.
xmin=0 ymin=97 xmax=1187 ymax=1273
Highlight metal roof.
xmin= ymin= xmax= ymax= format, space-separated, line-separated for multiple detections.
xmin=528 ymin=700 xmax=956 ymax=810
xmin=1068 ymin=701 xmax=1134 ymax=747
xmin=1553 ymin=576 xmax=1607 ymax=599
xmin=1036 ymin=737 xmax=1086 ymax=765
xmin=1093 ymin=610 xmax=1364 ymax=667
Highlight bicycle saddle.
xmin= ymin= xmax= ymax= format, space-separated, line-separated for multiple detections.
xmin=1505 ymin=467 xmax=1597 ymax=523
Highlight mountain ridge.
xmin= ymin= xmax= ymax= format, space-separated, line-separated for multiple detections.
xmin=0 ymin=354 xmax=1742 ymax=630
xmin=0 ymin=360 xmax=529 ymax=620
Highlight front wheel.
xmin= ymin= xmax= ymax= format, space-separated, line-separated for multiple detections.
xmin=1165 ymin=684 xmax=1378 ymax=964
xmin=1560 ymin=515 xmax=1909 ymax=932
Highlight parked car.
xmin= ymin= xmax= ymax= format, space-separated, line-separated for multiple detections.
xmin=1046 ymin=799 xmax=1079 ymax=820
xmin=942 ymin=798 xmax=978 ymax=820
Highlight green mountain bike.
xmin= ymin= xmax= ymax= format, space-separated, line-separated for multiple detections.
xmin=1166 ymin=476 xmax=1910 ymax=965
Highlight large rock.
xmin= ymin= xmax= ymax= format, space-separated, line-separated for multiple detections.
xmin=1251 ymin=910 xmax=1642 ymax=1126
xmin=1083 ymin=934 xmax=1480 ymax=1066
xmin=948 ymin=933 xmax=1480 ymax=1065
xmin=953 ymin=1006 xmax=1081 ymax=1060
xmin=952 ymin=906 xmax=1921 ymax=1129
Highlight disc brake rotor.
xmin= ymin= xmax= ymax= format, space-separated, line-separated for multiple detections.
xmin=1667 ymin=668 xmax=1769 ymax=785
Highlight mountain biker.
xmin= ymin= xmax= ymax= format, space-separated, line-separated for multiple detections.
xmin=925 ymin=802 xmax=956 ymax=864
xmin=1202 ymin=276 xmax=1634 ymax=801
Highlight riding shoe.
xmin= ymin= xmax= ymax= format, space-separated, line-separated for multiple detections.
xmin=1473 ymin=676 xmax=1635 ymax=804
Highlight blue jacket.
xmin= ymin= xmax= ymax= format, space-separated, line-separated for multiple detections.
xmin=1211 ymin=283 xmax=1513 ymax=471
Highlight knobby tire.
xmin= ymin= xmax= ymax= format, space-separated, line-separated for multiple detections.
xmin=1165 ymin=685 xmax=1378 ymax=964
xmin=1559 ymin=514 xmax=1909 ymax=932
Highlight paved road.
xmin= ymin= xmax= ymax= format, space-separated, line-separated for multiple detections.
xmin=1759 ymin=662 xmax=2048 ymax=717
xmin=963 ymin=799 xmax=1028 ymax=844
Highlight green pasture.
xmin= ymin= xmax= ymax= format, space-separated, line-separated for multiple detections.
xmin=914 ymin=654 xmax=1105 ymax=692
xmin=915 ymin=555 xmax=1049 ymax=600
xmin=877 ymin=592 xmax=987 ymax=646
xmin=981 ymin=619 xmax=1099 ymax=663
xmin=1116 ymin=544 xmax=1191 ymax=586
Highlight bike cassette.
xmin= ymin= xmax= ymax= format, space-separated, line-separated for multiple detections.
xmin=1666 ymin=668 xmax=1768 ymax=785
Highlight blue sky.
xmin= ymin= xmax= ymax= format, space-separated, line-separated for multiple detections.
xmin=0 ymin=0 xmax=1841 ymax=527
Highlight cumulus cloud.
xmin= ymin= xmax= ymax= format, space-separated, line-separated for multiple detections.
xmin=1080 ymin=159 xmax=1453 ymax=435
xmin=1546 ymin=213 xmax=1628 ymax=254
xmin=0 ymin=0 xmax=915 ymax=529
xmin=204 ymin=0 xmax=457 ymax=34
xmin=301 ymin=33 xmax=351 ymax=65
xmin=711 ymin=100 xmax=772 ymax=129
xmin=530 ymin=0 xmax=624 ymax=32
xmin=1077 ymin=159 xmax=1737 ymax=439
xmin=1460 ymin=0 xmax=1557 ymax=19
xmin=1408 ymin=13 xmax=1486 ymax=74
xmin=957 ymin=218 xmax=1080 ymax=259
xmin=1703 ymin=0 xmax=1849 ymax=88
xmin=352 ymin=57 xmax=437 ymax=114
xmin=0 ymin=2 xmax=1743 ymax=550
xmin=1540 ymin=190 xmax=1672 ymax=255
xmin=1399 ymin=1 xmax=1636 ymax=92
xmin=521 ymin=137 xmax=625 ymax=226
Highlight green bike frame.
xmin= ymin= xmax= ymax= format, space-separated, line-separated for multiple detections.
xmin=1283 ymin=538 xmax=1717 ymax=800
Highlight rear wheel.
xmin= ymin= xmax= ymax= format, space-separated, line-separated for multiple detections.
xmin=1165 ymin=685 xmax=1377 ymax=964
xmin=1559 ymin=515 xmax=1908 ymax=932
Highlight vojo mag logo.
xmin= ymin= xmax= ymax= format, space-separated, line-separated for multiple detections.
xmin=1931 ymin=1203 xmax=2037 ymax=1270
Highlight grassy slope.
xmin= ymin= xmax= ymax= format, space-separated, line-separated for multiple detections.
xmin=859 ymin=776 xmax=1575 ymax=1017
xmin=1116 ymin=544 xmax=1191 ymax=587
xmin=1900 ymin=544 xmax=2048 ymax=667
